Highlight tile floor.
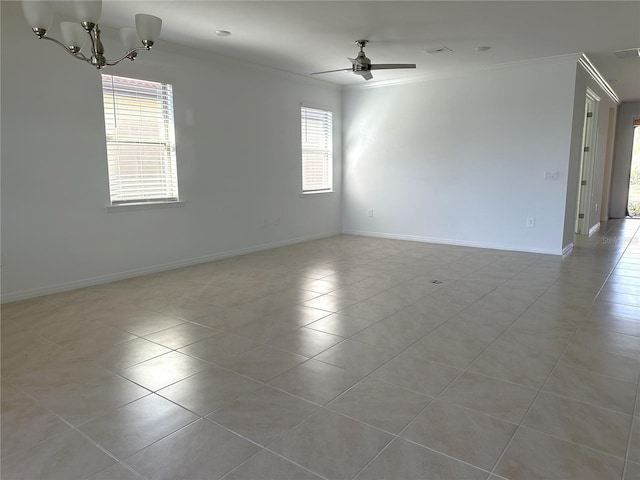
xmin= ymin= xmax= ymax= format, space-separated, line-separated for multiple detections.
xmin=2 ymin=219 xmax=640 ymax=479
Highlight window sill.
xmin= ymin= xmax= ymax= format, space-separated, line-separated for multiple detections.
xmin=105 ymin=201 xmax=185 ymax=212
xmin=300 ymin=191 xmax=335 ymax=198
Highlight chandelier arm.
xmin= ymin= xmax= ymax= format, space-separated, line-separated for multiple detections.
xmin=41 ymin=36 xmax=91 ymax=63
xmin=104 ymin=47 xmax=150 ymax=66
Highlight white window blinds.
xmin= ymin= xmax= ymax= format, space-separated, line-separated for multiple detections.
xmin=301 ymin=106 xmax=333 ymax=193
xmin=101 ymin=74 xmax=178 ymax=205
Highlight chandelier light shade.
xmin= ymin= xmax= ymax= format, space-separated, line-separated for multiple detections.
xmin=22 ymin=0 xmax=162 ymax=69
xmin=60 ymin=21 xmax=87 ymax=52
xmin=72 ymin=0 xmax=102 ymax=25
xmin=135 ymin=14 xmax=162 ymax=47
xmin=22 ymin=1 xmax=53 ymax=34
xmin=119 ymin=28 xmax=140 ymax=53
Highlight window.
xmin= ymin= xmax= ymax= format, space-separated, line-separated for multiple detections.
xmin=101 ymin=74 xmax=178 ymax=205
xmin=301 ymin=106 xmax=333 ymax=193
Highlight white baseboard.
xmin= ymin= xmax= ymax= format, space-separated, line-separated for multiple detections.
xmin=562 ymin=242 xmax=574 ymax=256
xmin=341 ymin=229 xmax=563 ymax=256
xmin=1 ymin=231 xmax=340 ymax=303
xmin=588 ymin=223 xmax=601 ymax=236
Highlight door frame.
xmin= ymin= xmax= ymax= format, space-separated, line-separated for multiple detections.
xmin=575 ymin=88 xmax=600 ymax=235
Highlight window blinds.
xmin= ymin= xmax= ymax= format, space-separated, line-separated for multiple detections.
xmin=101 ymin=74 xmax=178 ymax=205
xmin=301 ymin=106 xmax=333 ymax=193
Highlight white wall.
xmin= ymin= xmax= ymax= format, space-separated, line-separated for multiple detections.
xmin=610 ymin=101 xmax=640 ymax=218
xmin=342 ymin=57 xmax=579 ymax=255
xmin=1 ymin=2 xmax=342 ymax=301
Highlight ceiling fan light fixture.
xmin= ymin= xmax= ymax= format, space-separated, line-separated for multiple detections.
xmin=311 ymin=40 xmax=416 ymax=81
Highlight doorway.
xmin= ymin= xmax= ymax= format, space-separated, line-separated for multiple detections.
xmin=575 ymin=89 xmax=600 ymax=234
xmin=627 ymin=121 xmax=640 ymax=217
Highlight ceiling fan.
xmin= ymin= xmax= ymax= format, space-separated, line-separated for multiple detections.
xmin=311 ymin=40 xmax=416 ymax=81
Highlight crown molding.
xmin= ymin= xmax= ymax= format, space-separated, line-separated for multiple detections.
xmin=578 ymin=54 xmax=620 ymax=104
xmin=345 ymin=53 xmax=584 ymax=91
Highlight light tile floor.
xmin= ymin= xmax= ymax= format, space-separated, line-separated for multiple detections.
xmin=2 ymin=219 xmax=640 ymax=480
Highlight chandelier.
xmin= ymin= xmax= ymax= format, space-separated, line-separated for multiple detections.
xmin=22 ymin=0 xmax=162 ymax=69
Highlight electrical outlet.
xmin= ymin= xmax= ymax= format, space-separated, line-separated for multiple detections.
xmin=526 ymin=217 xmax=535 ymax=228
xmin=367 ymin=209 xmax=374 ymax=217
xmin=544 ymin=171 xmax=560 ymax=181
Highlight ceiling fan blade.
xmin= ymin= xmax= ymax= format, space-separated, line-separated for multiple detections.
xmin=369 ymin=63 xmax=417 ymax=70
xmin=362 ymin=71 xmax=373 ymax=80
xmin=348 ymin=57 xmax=360 ymax=66
xmin=310 ymin=68 xmax=352 ymax=75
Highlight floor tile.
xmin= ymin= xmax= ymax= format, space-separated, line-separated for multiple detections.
xmin=119 ymin=351 xmax=210 ymax=391
xmin=223 ymin=450 xmax=323 ymax=480
xmin=228 ymin=317 xmax=302 ymax=344
xmin=351 ymin=320 xmax=426 ymax=354
xmin=400 ymin=399 xmax=517 ymax=471
xmin=160 ymin=298 xmax=225 ymax=321
xmin=157 ymin=367 xmax=261 ymax=416
xmin=269 ymin=409 xmax=393 ymax=480
xmin=624 ymin=462 xmax=640 ymax=480
xmin=1 ymin=385 xmax=71 ymax=458
xmin=4 ymin=224 xmax=640 ymax=480
xmin=268 ymin=359 xmax=362 ymax=404
xmin=570 ymin=328 xmax=640 ymax=359
xmin=178 ymin=333 xmax=260 ymax=365
xmin=220 ymin=346 xmax=307 ymax=382
xmin=314 ymin=339 xmax=395 ymax=377
xmin=338 ymin=300 xmax=401 ymax=322
xmin=354 ymin=437 xmax=488 ymax=480
xmin=88 ymin=463 xmax=145 ymax=480
xmin=629 ymin=417 xmax=640 ymax=463
xmin=306 ymin=313 xmax=375 ymax=337
xmin=407 ymin=324 xmax=493 ymax=369
xmin=0 ymin=430 xmax=116 ymax=480
xmin=329 ymin=284 xmax=380 ymax=301
xmin=302 ymin=294 xmax=359 ymax=312
xmin=543 ymin=363 xmax=637 ymax=414
xmin=467 ymin=332 xmax=561 ymax=388
xmin=369 ymin=353 xmax=461 ymax=397
xmin=125 ymin=419 xmax=260 ymax=480
xmin=208 ymin=386 xmax=318 ymax=446
xmin=494 ymin=427 xmax=624 ymax=480
xmin=22 ymin=375 xmax=149 ymax=427
xmin=522 ymin=391 xmax=631 ymax=458
xmin=328 ymin=379 xmax=431 ymax=433
xmin=143 ymin=322 xmax=218 ymax=349
xmin=99 ymin=309 xmax=185 ymax=336
xmin=266 ymin=327 xmax=344 ymax=357
xmin=560 ymin=342 xmax=640 ymax=383
xmin=439 ymin=372 xmax=537 ymax=424
xmin=79 ymin=393 xmax=198 ymax=458
xmin=92 ymin=338 xmax=172 ymax=372
xmin=582 ymin=314 xmax=640 ymax=338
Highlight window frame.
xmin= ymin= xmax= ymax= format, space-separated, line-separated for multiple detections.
xmin=101 ymin=74 xmax=179 ymax=207
xmin=300 ymin=105 xmax=334 ymax=195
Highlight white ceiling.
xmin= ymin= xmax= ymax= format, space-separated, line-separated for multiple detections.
xmin=54 ymin=1 xmax=640 ymax=101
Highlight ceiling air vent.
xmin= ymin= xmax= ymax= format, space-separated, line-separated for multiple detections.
xmin=425 ymin=46 xmax=453 ymax=55
xmin=614 ymin=48 xmax=640 ymax=59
